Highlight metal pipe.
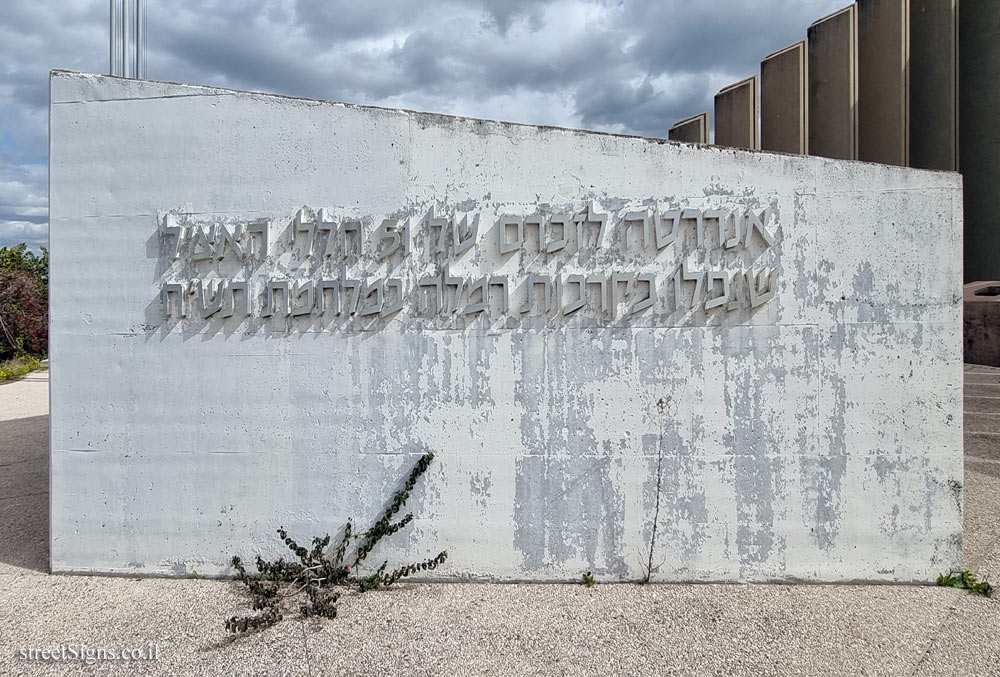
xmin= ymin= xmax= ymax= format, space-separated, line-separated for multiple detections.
xmin=109 ymin=0 xmax=146 ymax=78
xmin=136 ymin=0 xmax=146 ymax=78
xmin=109 ymin=0 xmax=122 ymax=75
xmin=121 ymin=0 xmax=131 ymax=78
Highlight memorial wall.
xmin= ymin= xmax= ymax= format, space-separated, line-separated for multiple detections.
xmin=49 ymin=71 xmax=963 ymax=581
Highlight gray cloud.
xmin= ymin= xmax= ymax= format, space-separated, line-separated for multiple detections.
xmin=293 ymin=0 xmax=429 ymax=41
xmin=0 ymin=0 xmax=846 ymax=248
xmin=622 ymin=1 xmax=840 ymax=76
xmin=573 ymin=73 xmax=719 ymax=138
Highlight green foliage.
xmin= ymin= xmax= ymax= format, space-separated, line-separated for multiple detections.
xmin=937 ymin=570 xmax=993 ymax=597
xmin=0 ymin=355 xmax=41 ymax=381
xmin=581 ymin=571 xmax=596 ymax=588
xmin=0 ymin=243 xmax=48 ymax=292
xmin=226 ymin=453 xmax=449 ymax=633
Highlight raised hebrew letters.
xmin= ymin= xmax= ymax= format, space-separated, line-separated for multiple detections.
xmin=290 ymin=281 xmax=314 ymax=317
xmin=417 ymin=274 xmax=444 ymax=314
xmin=156 ymin=201 xmax=779 ymax=324
xmin=464 ymin=276 xmax=489 ymax=315
xmin=382 ymin=279 xmax=404 ymax=317
xmin=499 ymin=216 xmax=523 ymax=254
xmin=704 ymin=271 xmax=730 ymax=310
xmin=220 ymin=281 xmax=249 ymax=319
xmin=190 ymin=226 xmax=215 ymax=263
xmin=358 ymin=279 xmax=384 ymax=316
xmin=563 ymin=275 xmax=586 ymax=315
xmin=213 ymin=224 xmax=245 ymax=261
xmin=261 ymin=280 xmax=290 ymax=318
xmin=195 ymin=280 xmax=224 ymax=318
xmin=374 ymin=219 xmax=409 ymax=260
xmin=630 ymin=274 xmax=656 ymax=314
xmin=315 ymin=279 xmax=339 ymax=315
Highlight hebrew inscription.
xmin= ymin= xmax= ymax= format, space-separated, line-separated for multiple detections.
xmin=157 ymin=200 xmax=778 ymax=326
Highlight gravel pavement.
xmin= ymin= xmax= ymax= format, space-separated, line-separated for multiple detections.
xmin=1 ymin=365 xmax=998 ymax=676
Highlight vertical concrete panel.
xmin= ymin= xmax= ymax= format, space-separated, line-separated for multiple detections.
xmin=761 ymin=41 xmax=808 ymax=155
xmin=714 ymin=76 xmax=759 ymax=150
xmin=668 ymin=112 xmax=709 ymax=144
xmin=858 ymin=0 xmax=909 ymax=166
xmin=808 ymin=5 xmax=859 ymax=160
xmin=960 ymin=1 xmax=1000 ymax=282
xmin=909 ymin=0 xmax=958 ymax=171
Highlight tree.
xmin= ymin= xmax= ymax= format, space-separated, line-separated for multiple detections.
xmin=0 ymin=244 xmax=48 ymax=359
xmin=0 ymin=243 xmax=48 ymax=292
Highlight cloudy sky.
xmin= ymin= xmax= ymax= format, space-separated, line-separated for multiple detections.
xmin=1 ymin=0 xmax=846 ymax=249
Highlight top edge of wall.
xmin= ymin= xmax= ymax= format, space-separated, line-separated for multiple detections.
xmin=762 ymin=40 xmax=807 ymax=62
xmin=51 ymin=70 xmax=688 ymax=147
xmin=716 ymin=75 xmax=758 ymax=97
xmin=670 ymin=111 xmax=711 ymax=128
xmin=50 ymin=70 xmax=959 ymax=176
xmin=809 ymin=4 xmax=856 ymax=28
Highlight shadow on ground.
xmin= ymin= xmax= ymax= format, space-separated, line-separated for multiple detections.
xmin=0 ymin=412 xmax=48 ymax=572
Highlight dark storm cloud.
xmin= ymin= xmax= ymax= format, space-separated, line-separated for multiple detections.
xmin=0 ymin=0 xmax=847 ymax=248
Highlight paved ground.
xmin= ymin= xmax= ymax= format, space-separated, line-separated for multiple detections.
xmin=1 ymin=366 xmax=999 ymax=676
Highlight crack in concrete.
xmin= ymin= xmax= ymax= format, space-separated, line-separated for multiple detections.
xmin=907 ymin=601 xmax=961 ymax=677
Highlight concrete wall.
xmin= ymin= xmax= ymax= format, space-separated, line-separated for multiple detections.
xmin=49 ymin=71 xmax=964 ymax=582
xmin=960 ymin=2 xmax=1000 ymax=283
xmin=808 ymin=5 xmax=859 ymax=160
xmin=761 ymin=42 xmax=808 ymax=155
xmin=858 ymin=0 xmax=909 ymax=166
xmin=714 ymin=76 xmax=759 ymax=150
xmin=669 ymin=112 xmax=709 ymax=144
xmin=909 ymin=0 xmax=958 ymax=171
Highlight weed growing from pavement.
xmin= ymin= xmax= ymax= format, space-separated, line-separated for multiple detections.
xmin=937 ymin=570 xmax=993 ymax=597
xmin=581 ymin=571 xmax=596 ymax=588
xmin=226 ymin=453 xmax=448 ymax=633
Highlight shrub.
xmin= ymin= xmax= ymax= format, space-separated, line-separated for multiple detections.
xmin=0 ymin=269 xmax=47 ymax=359
xmin=226 ymin=452 xmax=448 ymax=633
xmin=0 ymin=244 xmax=48 ymax=360
xmin=0 ymin=244 xmax=48 ymax=291
xmin=0 ymin=355 xmax=42 ymax=381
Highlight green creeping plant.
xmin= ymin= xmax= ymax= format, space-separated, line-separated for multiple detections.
xmin=937 ymin=570 xmax=993 ymax=598
xmin=226 ymin=453 xmax=449 ymax=633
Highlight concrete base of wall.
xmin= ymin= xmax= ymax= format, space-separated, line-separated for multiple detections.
xmin=964 ymin=282 xmax=1000 ymax=367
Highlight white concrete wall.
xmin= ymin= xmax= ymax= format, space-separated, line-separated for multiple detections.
xmin=49 ymin=71 xmax=964 ymax=582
